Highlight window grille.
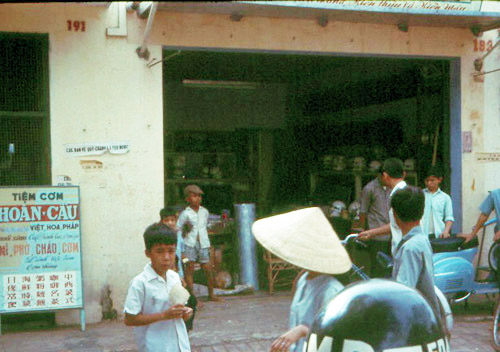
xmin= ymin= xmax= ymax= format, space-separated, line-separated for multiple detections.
xmin=0 ymin=33 xmax=50 ymax=186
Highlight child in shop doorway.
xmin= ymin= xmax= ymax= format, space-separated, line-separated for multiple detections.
xmin=421 ymin=165 xmax=454 ymax=239
xmin=159 ymin=206 xmax=198 ymax=331
xmin=176 ymin=185 xmax=220 ymax=302
xmin=160 ymin=206 xmax=187 ymax=276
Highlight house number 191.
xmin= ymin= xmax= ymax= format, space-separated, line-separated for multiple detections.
xmin=67 ymin=20 xmax=86 ymax=32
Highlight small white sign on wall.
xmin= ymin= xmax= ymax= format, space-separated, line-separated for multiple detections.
xmin=462 ymin=131 xmax=472 ymax=153
xmin=55 ymin=175 xmax=73 ymax=186
xmin=475 ymin=152 xmax=500 ymax=162
xmin=64 ymin=141 xmax=130 ymax=157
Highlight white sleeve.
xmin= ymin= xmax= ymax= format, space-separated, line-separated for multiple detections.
xmin=176 ymin=211 xmax=186 ymax=228
xmin=123 ymin=278 xmax=144 ymax=315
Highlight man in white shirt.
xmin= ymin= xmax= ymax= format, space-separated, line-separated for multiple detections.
xmin=358 ymin=158 xmax=407 ymax=258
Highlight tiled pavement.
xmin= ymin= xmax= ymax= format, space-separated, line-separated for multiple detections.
xmin=451 ymin=318 xmax=493 ymax=352
xmin=190 ymin=320 xmax=494 ymax=352
xmin=0 ymin=292 xmax=498 ymax=352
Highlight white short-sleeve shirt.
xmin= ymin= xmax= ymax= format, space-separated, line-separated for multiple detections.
xmin=124 ymin=264 xmax=191 ymax=352
xmin=389 ymin=180 xmax=407 ymax=258
xmin=176 ymin=206 xmax=210 ymax=249
xmin=421 ymin=188 xmax=455 ymax=238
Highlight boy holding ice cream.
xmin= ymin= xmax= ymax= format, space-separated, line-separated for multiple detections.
xmin=124 ymin=223 xmax=192 ymax=352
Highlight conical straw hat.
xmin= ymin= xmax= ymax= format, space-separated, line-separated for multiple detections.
xmin=252 ymin=207 xmax=352 ymax=274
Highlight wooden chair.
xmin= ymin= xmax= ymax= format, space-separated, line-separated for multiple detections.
xmin=263 ymin=250 xmax=300 ymax=294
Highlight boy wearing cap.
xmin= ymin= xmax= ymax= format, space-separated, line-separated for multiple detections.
xmin=176 ymin=184 xmax=219 ymax=301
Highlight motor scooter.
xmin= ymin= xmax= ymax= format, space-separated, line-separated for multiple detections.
xmin=343 ymin=234 xmax=454 ymax=334
xmin=432 ymin=218 xmax=498 ymax=303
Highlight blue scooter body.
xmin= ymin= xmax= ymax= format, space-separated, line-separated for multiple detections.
xmin=433 ymin=247 xmax=477 ymax=295
xmin=433 ymin=218 xmax=498 ymax=298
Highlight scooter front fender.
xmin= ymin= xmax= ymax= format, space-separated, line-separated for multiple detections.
xmin=433 ymin=246 xmax=477 ymax=264
xmin=434 ymin=256 xmax=474 ymax=295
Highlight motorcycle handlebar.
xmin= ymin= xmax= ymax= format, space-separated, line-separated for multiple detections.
xmin=341 ymin=233 xmax=368 ymax=249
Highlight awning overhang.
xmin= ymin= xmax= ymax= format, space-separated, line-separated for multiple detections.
xmin=155 ymin=1 xmax=500 ymax=35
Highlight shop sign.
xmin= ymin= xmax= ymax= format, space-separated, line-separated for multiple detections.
xmin=0 ymin=186 xmax=83 ymax=314
xmin=64 ymin=141 xmax=130 ymax=157
xmin=250 ymin=1 xmax=484 ymax=14
xmin=475 ymin=152 xmax=500 ymax=162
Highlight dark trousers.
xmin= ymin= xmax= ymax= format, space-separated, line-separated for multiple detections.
xmin=368 ymin=238 xmax=391 ymax=278
xmin=350 ymin=238 xmax=391 ymax=278
xmin=178 ymin=256 xmax=197 ymax=331
xmin=185 ymin=290 xmax=197 ymax=331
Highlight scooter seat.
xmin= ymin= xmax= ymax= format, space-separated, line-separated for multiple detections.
xmin=430 ymin=236 xmax=479 ymax=253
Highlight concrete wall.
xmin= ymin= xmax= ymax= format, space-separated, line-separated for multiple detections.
xmin=477 ymin=29 xmax=500 ymax=257
xmin=0 ymin=2 xmax=499 ymax=323
xmin=0 ymin=3 xmax=164 ymax=324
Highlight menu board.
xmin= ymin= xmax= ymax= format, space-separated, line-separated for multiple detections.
xmin=0 ymin=186 xmax=83 ymax=313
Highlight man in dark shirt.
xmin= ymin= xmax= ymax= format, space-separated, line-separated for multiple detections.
xmin=359 ymin=174 xmax=391 ymax=276
xmin=360 ymin=175 xmax=391 ymax=231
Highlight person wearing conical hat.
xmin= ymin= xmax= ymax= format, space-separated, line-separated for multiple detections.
xmin=252 ymin=207 xmax=352 ymax=352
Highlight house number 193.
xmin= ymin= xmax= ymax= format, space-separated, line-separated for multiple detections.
xmin=473 ymin=39 xmax=493 ymax=52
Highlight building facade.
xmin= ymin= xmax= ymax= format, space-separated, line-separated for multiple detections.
xmin=0 ymin=1 xmax=499 ymax=325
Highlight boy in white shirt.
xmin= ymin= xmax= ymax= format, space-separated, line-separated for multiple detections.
xmin=176 ymin=184 xmax=219 ymax=301
xmin=124 ymin=223 xmax=193 ymax=352
xmin=421 ymin=166 xmax=454 ymax=239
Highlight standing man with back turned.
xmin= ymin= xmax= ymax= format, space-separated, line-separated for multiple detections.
xmin=358 ymin=158 xmax=407 ymax=258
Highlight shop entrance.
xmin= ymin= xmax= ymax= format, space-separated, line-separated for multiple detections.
xmin=0 ymin=33 xmax=51 ymax=186
xmin=162 ymin=49 xmax=459 ymax=228
xmin=0 ymin=32 xmax=52 ymax=331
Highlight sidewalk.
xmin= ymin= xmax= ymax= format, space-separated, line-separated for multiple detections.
xmin=0 ymin=292 xmax=496 ymax=352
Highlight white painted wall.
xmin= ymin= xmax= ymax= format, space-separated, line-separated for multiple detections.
xmin=1 ymin=2 xmax=499 ymax=324
xmin=478 ymin=29 xmax=500 ymax=261
xmin=0 ymin=3 xmax=164 ymax=324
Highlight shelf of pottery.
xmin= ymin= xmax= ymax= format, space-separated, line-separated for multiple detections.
xmin=310 ymin=154 xmax=418 ymax=203
xmin=165 ymin=152 xmax=236 ymax=183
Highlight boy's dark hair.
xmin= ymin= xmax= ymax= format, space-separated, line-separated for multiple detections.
xmin=143 ymin=223 xmax=177 ymax=251
xmin=424 ymin=165 xmax=444 ymax=179
xmin=159 ymin=206 xmax=178 ymax=220
xmin=390 ymin=186 xmax=425 ymax=222
xmin=382 ymin=158 xmax=404 ymax=178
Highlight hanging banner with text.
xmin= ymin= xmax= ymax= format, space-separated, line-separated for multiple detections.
xmin=248 ymin=1 xmax=484 ymax=14
xmin=0 ymin=186 xmax=83 ymax=313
